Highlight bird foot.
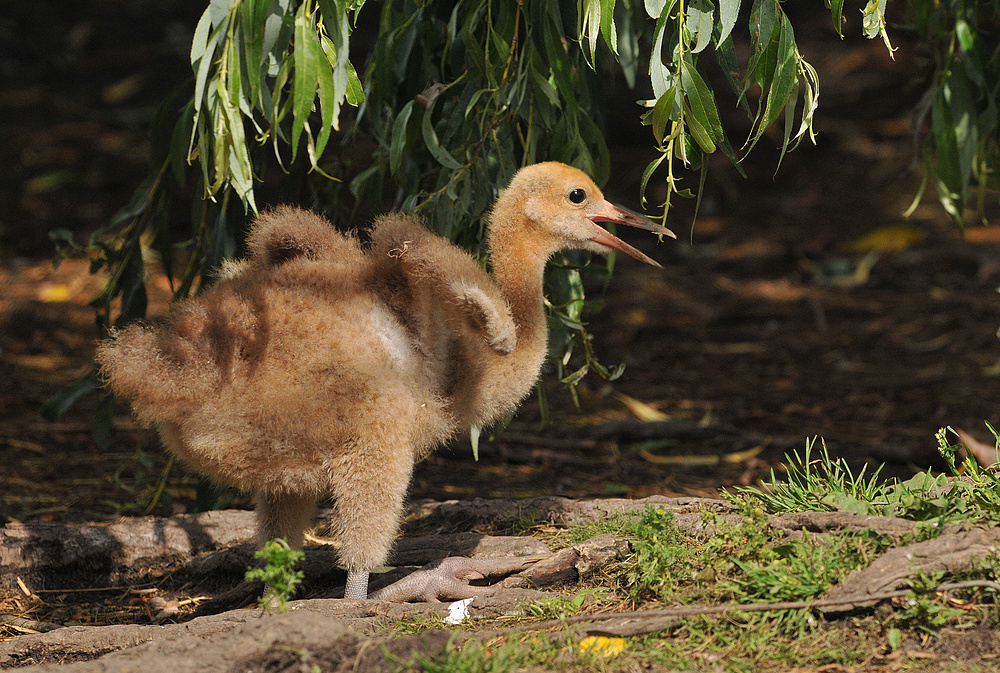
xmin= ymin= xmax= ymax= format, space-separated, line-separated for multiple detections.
xmin=369 ymin=556 xmax=537 ymax=603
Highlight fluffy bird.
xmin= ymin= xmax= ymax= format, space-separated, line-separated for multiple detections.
xmin=96 ymin=162 xmax=674 ymax=600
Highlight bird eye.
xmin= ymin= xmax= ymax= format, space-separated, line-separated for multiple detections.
xmin=568 ymin=188 xmax=586 ymax=204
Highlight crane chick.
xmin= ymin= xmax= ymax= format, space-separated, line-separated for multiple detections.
xmin=96 ymin=162 xmax=674 ymax=600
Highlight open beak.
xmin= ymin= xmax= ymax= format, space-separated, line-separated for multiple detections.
xmin=587 ymin=201 xmax=676 ymax=268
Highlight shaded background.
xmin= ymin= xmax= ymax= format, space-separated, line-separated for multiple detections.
xmin=2 ymin=1 xmax=1000 ymax=525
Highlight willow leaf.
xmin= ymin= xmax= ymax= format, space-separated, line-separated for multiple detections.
xmin=685 ymin=0 xmax=714 ymax=54
xmin=749 ymin=13 xmax=797 ymax=150
xmin=315 ymin=39 xmax=337 ymax=160
xmin=421 ymin=101 xmax=462 ymax=170
xmin=640 ymin=151 xmax=669 ymax=207
xmin=390 ymin=100 xmax=414 ymax=174
xmin=681 ymin=58 xmax=723 ymax=144
xmin=830 ymin=0 xmax=845 ymax=37
xmin=717 ymin=0 xmax=740 ymax=45
xmin=345 ymin=61 xmax=364 ymax=105
xmin=600 ymin=0 xmax=618 ymax=58
xmin=292 ymin=5 xmax=321 ymax=162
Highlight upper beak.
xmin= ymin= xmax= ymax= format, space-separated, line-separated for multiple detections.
xmin=587 ymin=201 xmax=675 ymax=268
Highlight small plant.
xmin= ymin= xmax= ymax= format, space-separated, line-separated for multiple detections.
xmin=891 ymin=572 xmax=968 ymax=635
xmin=731 ymin=437 xmax=886 ymax=516
xmin=731 ymin=429 xmax=1000 ymax=527
xmin=621 ymin=506 xmax=693 ymax=603
xmin=244 ymin=539 xmax=305 ymax=613
xmin=527 ymin=588 xmax=610 ymax=620
xmin=936 ymin=426 xmax=1000 ymax=521
xmin=105 ymin=448 xmax=176 ymax=516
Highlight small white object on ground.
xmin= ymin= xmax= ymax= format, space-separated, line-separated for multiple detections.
xmin=444 ymin=597 xmax=475 ymax=625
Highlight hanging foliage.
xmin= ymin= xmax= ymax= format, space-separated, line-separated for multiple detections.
xmin=51 ymin=0 xmax=1000 ymax=427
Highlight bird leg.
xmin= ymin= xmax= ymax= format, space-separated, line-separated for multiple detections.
xmin=344 ymin=569 xmax=370 ymax=600
xmin=326 ymin=429 xmax=416 ymax=602
xmin=254 ymin=491 xmax=317 ymax=549
xmin=369 ymin=556 xmax=537 ymax=602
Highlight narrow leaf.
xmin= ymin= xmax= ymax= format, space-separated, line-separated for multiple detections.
xmin=830 ymin=0 xmax=845 ymax=37
xmin=717 ymin=0 xmax=740 ymax=44
xmin=640 ymin=152 xmax=669 ymax=207
xmin=600 ymin=0 xmax=619 ymax=57
xmin=291 ymin=4 xmax=321 ymax=161
xmin=41 ymin=378 xmax=100 ymax=422
xmin=685 ymin=0 xmax=715 ymax=54
xmin=389 ymin=100 xmax=414 ymax=174
xmin=421 ymin=101 xmax=462 ymax=170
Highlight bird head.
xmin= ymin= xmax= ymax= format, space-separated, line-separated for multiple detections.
xmin=491 ymin=162 xmax=675 ymax=267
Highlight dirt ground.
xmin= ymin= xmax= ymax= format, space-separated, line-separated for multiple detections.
xmin=3 ymin=0 xmax=1000 ymax=662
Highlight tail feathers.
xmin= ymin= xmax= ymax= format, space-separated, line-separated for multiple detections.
xmin=96 ymin=322 xmax=219 ymax=426
xmin=246 ymin=205 xmax=360 ymax=268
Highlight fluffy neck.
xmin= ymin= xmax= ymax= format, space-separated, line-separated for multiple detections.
xmin=465 ymin=207 xmax=552 ymax=428
xmin=487 ymin=220 xmax=549 ymax=351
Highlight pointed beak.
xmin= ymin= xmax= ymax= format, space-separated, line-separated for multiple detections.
xmin=587 ymin=201 xmax=675 ymax=268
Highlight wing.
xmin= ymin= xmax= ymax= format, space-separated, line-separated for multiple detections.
xmin=369 ymin=214 xmax=516 ymax=355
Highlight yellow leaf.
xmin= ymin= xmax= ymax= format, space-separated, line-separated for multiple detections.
xmin=38 ymin=284 xmax=72 ymax=302
xmin=578 ymin=635 xmax=627 ymax=657
xmin=639 ymin=449 xmax=719 ymax=466
xmin=722 ymin=444 xmax=766 ymax=464
xmin=850 ymin=225 xmax=923 ymax=253
xmin=614 ymin=393 xmax=669 ymax=422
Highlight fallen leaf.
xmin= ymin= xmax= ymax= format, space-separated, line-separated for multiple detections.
xmin=38 ymin=284 xmax=72 ymax=302
xmin=614 ymin=393 xmax=669 ymax=422
xmin=850 ymin=225 xmax=924 ymax=253
xmin=578 ymin=635 xmax=627 ymax=657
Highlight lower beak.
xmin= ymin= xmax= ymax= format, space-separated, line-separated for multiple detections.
xmin=588 ymin=201 xmax=675 ymax=268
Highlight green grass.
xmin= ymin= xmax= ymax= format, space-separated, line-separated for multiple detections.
xmin=730 ymin=430 xmax=1000 ymax=528
xmin=386 ymin=427 xmax=1000 ymax=672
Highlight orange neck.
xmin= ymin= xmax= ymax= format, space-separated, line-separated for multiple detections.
xmin=488 ymin=229 xmax=548 ymax=351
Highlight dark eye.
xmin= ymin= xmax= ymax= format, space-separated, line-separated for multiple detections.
xmin=568 ymin=188 xmax=586 ymax=204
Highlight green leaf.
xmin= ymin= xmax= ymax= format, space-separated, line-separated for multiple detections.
xmin=193 ymin=18 xmax=226 ymax=113
xmin=680 ymin=57 xmax=723 ymax=145
xmin=389 ymin=100 xmax=414 ymax=175
xmin=861 ymin=0 xmax=893 ymax=52
xmin=190 ymin=6 xmax=214 ymax=67
xmin=683 ymin=100 xmax=715 ymax=153
xmin=41 ymin=377 xmax=100 ymax=422
xmin=219 ymin=93 xmax=257 ymax=211
xmin=685 ymin=0 xmax=714 ymax=54
xmin=751 ymin=0 xmax=777 ymax=49
xmin=344 ymin=60 xmax=364 ymax=105
xmin=291 ymin=4 xmax=321 ymax=162
xmin=649 ymin=15 xmax=675 ymax=99
xmin=717 ymin=0 xmax=740 ymax=45
xmin=600 ymin=0 xmax=619 ymax=58
xmin=932 ymin=66 xmax=975 ymax=223
xmin=580 ymin=0 xmax=602 ymax=63
xmin=645 ymin=0 xmax=668 ymax=16
xmin=640 ymin=151 xmax=669 ymax=207
xmin=829 ymin=0 xmax=845 ymax=38
xmin=749 ymin=13 xmax=798 ymax=150
xmin=650 ymin=87 xmax=676 ymax=145
xmin=319 ymin=0 xmax=351 ymax=127
xmin=421 ymin=99 xmax=462 ymax=170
